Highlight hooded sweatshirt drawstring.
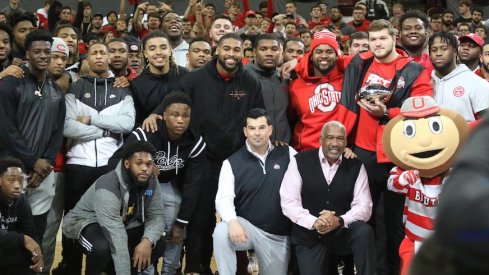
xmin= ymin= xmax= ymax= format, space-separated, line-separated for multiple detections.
xmin=167 ymin=141 xmax=180 ymax=175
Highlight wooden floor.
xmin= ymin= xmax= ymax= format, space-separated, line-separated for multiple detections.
xmin=52 ymin=228 xmax=224 ymax=274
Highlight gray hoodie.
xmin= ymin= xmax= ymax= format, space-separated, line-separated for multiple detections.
xmin=432 ymin=64 xmax=489 ymax=122
xmin=62 ymin=161 xmax=164 ymax=274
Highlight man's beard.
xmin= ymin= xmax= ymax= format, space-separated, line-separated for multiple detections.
xmin=433 ymin=59 xmax=454 ymax=75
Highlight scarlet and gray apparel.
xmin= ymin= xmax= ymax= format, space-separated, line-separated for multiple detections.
xmin=338 ymin=50 xmax=433 ymax=162
xmin=64 ymin=76 xmax=135 ymax=167
xmin=245 ymin=62 xmax=291 ymax=143
xmin=288 ymin=52 xmax=343 ymax=151
xmin=110 ymin=120 xmax=206 ymax=225
xmin=0 ymin=66 xmax=65 ymax=171
xmin=432 ymin=64 xmax=489 ymax=122
xmin=388 ymin=167 xmax=445 ymax=242
xmin=0 ymin=193 xmax=39 ymax=270
xmin=182 ymin=57 xmax=264 ymax=161
xmin=63 ymin=162 xmax=164 ymax=275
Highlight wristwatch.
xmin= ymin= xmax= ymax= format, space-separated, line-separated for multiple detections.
xmin=338 ymin=216 xmax=345 ymax=228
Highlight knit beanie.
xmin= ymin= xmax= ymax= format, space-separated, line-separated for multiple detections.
xmin=310 ymin=31 xmax=339 ymax=56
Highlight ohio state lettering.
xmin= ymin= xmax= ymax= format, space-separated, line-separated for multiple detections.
xmin=308 ymin=83 xmax=341 ymax=113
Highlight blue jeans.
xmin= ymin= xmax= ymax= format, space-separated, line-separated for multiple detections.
xmin=160 ymin=182 xmax=183 ymax=275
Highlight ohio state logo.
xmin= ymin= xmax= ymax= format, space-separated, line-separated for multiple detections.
xmin=453 ymin=86 xmax=465 ymax=97
xmin=308 ymin=83 xmax=341 ymax=113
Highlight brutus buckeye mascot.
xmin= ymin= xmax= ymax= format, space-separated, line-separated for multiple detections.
xmin=382 ymin=96 xmax=470 ymax=275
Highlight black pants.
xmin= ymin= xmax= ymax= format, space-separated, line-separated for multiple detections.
xmin=295 ymin=222 xmax=375 ymax=275
xmin=354 ymin=147 xmax=404 ymax=275
xmin=79 ymin=223 xmax=165 ymax=275
xmin=61 ymin=164 xmax=109 ymax=275
xmin=33 ymin=211 xmax=49 ymax=246
xmin=184 ymin=157 xmax=221 ymax=274
xmin=0 ymin=242 xmax=36 ymax=275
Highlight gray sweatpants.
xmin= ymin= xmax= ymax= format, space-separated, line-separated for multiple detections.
xmin=40 ymin=172 xmax=65 ymax=274
xmin=213 ymin=217 xmax=290 ymax=275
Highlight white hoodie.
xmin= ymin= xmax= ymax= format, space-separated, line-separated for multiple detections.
xmin=432 ymin=64 xmax=489 ymax=122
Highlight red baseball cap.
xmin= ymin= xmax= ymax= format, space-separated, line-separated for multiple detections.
xmin=245 ymin=10 xmax=256 ymax=17
xmin=459 ymin=33 xmax=484 ymax=48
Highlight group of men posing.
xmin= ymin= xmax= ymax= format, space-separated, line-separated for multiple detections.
xmin=1 ymin=4 xmax=489 ymax=275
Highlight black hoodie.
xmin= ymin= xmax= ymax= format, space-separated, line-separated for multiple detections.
xmin=178 ymin=57 xmax=264 ymax=161
xmin=131 ymin=65 xmax=188 ymax=124
xmin=0 ymin=192 xmax=38 ymax=269
xmin=109 ymin=120 xmax=206 ymax=224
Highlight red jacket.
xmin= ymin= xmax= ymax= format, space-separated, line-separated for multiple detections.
xmin=337 ymin=50 xmax=433 ymax=162
xmin=288 ymin=52 xmax=344 ymax=151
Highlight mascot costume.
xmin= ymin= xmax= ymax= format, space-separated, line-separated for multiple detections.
xmin=382 ymin=96 xmax=470 ymax=275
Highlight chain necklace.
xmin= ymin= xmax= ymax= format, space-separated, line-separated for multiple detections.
xmin=34 ymin=74 xmax=47 ymax=97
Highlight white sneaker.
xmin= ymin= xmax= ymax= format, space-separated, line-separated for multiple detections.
xmin=247 ymin=253 xmax=259 ymax=273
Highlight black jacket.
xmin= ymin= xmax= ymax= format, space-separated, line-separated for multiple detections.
xmin=0 ymin=192 xmax=38 ymax=269
xmin=245 ymin=63 xmax=291 ymax=143
xmin=109 ymin=120 xmax=206 ymax=224
xmin=181 ymin=57 xmax=264 ymax=161
xmin=0 ymin=66 xmax=66 ymax=170
xmin=131 ymin=66 xmax=188 ymax=124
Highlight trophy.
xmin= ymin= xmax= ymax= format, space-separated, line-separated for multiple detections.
xmin=355 ymin=84 xmax=392 ymax=104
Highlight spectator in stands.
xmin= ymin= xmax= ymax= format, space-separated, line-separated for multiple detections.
xmin=9 ymin=11 xmax=36 ymax=64
xmin=453 ymin=0 xmax=473 ymax=27
xmin=458 ymin=32 xmax=483 ymax=71
xmin=187 ymin=37 xmax=212 ymax=71
xmin=73 ymin=1 xmax=92 ymax=37
xmin=36 ymin=0 xmax=51 ymax=28
xmin=299 ymin=30 xmax=312 ymax=52
xmin=127 ymin=38 xmax=142 ymax=73
xmin=349 ymin=6 xmax=371 ymax=32
xmin=102 ymin=10 xmax=117 ymax=34
xmin=392 ymin=3 xmax=405 ymax=18
xmin=107 ymin=38 xmax=138 ymax=81
xmin=349 ymin=31 xmax=369 ymax=55
xmin=1 ymin=0 xmax=25 ymax=16
xmin=53 ymin=24 xmax=80 ymax=81
xmin=329 ymin=7 xmax=355 ymax=38
xmin=430 ymin=14 xmax=443 ymax=33
xmin=308 ymin=5 xmax=330 ymax=33
xmin=457 ymin=22 xmax=472 ymax=35
xmin=162 ymin=11 xmax=189 ymax=67
xmin=209 ymin=15 xmax=234 ymax=47
xmin=283 ymin=37 xmax=305 ymax=63
xmin=356 ymin=0 xmax=390 ymax=20
xmin=442 ymin=9 xmax=456 ymax=31
xmin=285 ymin=22 xmax=297 ymax=39
xmin=472 ymin=8 xmax=483 ymax=25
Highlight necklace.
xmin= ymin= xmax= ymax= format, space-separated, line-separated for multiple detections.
xmin=34 ymin=75 xmax=46 ymax=97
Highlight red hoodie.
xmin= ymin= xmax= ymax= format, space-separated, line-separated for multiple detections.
xmin=288 ymin=52 xmax=344 ymax=151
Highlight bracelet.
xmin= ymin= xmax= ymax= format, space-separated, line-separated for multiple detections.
xmin=141 ymin=236 xmax=155 ymax=248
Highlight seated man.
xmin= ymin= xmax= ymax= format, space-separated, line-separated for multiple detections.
xmin=213 ymin=108 xmax=297 ymax=275
xmin=62 ymin=141 xmax=165 ymax=275
xmin=280 ymin=121 xmax=375 ymax=275
xmin=0 ymin=157 xmax=44 ymax=274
